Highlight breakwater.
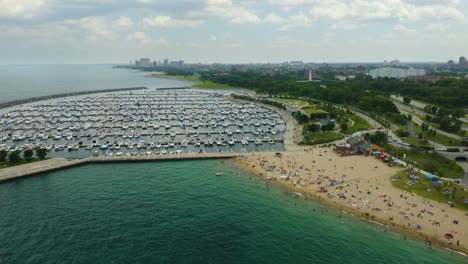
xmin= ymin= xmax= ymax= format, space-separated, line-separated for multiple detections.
xmin=0 ymin=152 xmax=241 ymax=183
xmin=0 ymin=87 xmax=148 ymax=109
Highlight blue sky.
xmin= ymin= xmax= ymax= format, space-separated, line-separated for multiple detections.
xmin=1 ymin=0 xmax=467 ymax=64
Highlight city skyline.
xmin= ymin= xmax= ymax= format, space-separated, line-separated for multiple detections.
xmin=1 ymin=0 xmax=467 ymax=64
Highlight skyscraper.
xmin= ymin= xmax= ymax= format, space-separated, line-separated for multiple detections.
xmin=459 ymin=56 xmax=467 ymax=69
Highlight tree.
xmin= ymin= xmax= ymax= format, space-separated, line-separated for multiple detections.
xmin=23 ymin=149 xmax=34 ymax=162
xmin=369 ymin=131 xmax=388 ymax=145
xmin=35 ymin=148 xmax=48 ymax=160
xmin=0 ymin=150 xmax=7 ymax=162
xmin=340 ymin=123 xmax=348 ymax=131
xmin=418 ymin=133 xmax=424 ymax=140
xmin=9 ymin=151 xmax=21 ymax=165
xmin=403 ymin=97 xmax=412 ymax=104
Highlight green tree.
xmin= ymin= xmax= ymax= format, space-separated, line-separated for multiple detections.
xmin=0 ymin=150 xmax=7 ymax=162
xmin=368 ymin=131 xmax=388 ymax=145
xmin=340 ymin=123 xmax=348 ymax=131
xmin=9 ymin=151 xmax=21 ymax=165
xmin=35 ymin=148 xmax=48 ymax=160
xmin=403 ymin=97 xmax=412 ymax=104
xmin=23 ymin=149 xmax=34 ymax=162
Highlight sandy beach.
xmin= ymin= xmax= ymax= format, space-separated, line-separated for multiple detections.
xmin=233 ymin=148 xmax=468 ymax=255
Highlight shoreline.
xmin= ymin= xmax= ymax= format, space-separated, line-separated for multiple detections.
xmin=232 ymin=150 xmax=468 ymax=257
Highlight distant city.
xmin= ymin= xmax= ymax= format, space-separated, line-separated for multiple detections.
xmin=127 ymin=56 xmax=468 ymax=82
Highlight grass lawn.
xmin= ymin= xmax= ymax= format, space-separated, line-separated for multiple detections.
xmin=302 ymin=132 xmax=344 ymax=145
xmin=193 ymin=80 xmax=238 ymax=89
xmin=301 ymin=107 xmax=328 ymax=116
xmin=412 ymin=122 xmax=463 ymax=146
xmin=391 ymin=171 xmax=468 ymax=211
xmin=271 ymin=98 xmax=309 ymax=108
xmin=342 ymin=114 xmax=373 ymax=134
xmin=405 ymin=136 xmax=432 ymax=148
xmin=384 ymin=144 xmax=464 ymax=179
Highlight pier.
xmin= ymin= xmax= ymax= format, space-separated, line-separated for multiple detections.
xmin=0 ymin=86 xmax=148 ymax=110
xmin=0 ymin=152 xmax=241 ymax=183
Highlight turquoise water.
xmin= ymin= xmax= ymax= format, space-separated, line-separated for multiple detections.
xmin=0 ymin=160 xmax=465 ymax=263
xmin=0 ymin=64 xmax=190 ymax=103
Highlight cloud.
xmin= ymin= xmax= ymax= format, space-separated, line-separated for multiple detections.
xmin=278 ymin=12 xmax=312 ymax=31
xmin=308 ymin=0 xmax=465 ymax=22
xmin=264 ymin=13 xmax=285 ymax=24
xmin=65 ymin=16 xmax=118 ymax=41
xmin=113 ymin=16 xmax=133 ymax=27
xmin=209 ymin=32 xmax=232 ymax=41
xmin=188 ymin=0 xmax=261 ymax=24
xmin=127 ymin=31 xmax=150 ymax=43
xmin=143 ymin=15 xmax=203 ymax=27
xmin=393 ymin=24 xmax=417 ymax=34
xmin=0 ymin=0 xmax=47 ymax=19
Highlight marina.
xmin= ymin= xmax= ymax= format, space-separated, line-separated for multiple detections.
xmin=0 ymin=89 xmax=286 ymax=159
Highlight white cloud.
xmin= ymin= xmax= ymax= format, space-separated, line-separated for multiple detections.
xmin=127 ymin=31 xmax=150 ymax=43
xmin=188 ymin=0 xmax=261 ymax=24
xmin=113 ymin=16 xmax=133 ymax=27
xmin=0 ymin=0 xmax=47 ymax=19
xmin=393 ymin=24 xmax=417 ymax=34
xmin=278 ymin=12 xmax=312 ymax=31
xmin=65 ymin=16 xmax=118 ymax=41
xmin=143 ymin=15 xmax=203 ymax=27
xmin=264 ymin=13 xmax=285 ymax=24
xmin=209 ymin=32 xmax=232 ymax=41
xmin=308 ymin=0 xmax=465 ymax=22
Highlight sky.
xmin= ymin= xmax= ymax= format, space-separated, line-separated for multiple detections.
xmin=0 ymin=0 xmax=467 ymax=64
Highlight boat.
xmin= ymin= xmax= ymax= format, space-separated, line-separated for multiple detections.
xmin=216 ymin=172 xmax=224 ymax=176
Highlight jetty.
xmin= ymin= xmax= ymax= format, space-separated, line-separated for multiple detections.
xmin=0 ymin=86 xmax=148 ymax=110
xmin=0 ymin=152 xmax=242 ymax=183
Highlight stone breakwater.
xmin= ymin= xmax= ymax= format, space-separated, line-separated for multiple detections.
xmin=0 ymin=87 xmax=148 ymax=109
xmin=0 ymin=153 xmax=241 ymax=183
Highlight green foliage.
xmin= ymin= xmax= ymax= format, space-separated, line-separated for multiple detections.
xmin=9 ymin=151 xmax=21 ymax=164
xmin=367 ymin=131 xmax=388 ymax=145
xmin=396 ymin=129 xmax=410 ymax=137
xmin=0 ymin=150 xmax=7 ymax=162
xmin=321 ymin=122 xmax=335 ymax=132
xmin=340 ymin=123 xmax=348 ymax=131
xmin=35 ymin=148 xmax=48 ymax=160
xmin=23 ymin=149 xmax=34 ymax=161
xmin=302 ymin=132 xmax=344 ymax=145
xmin=403 ymin=97 xmax=411 ymax=104
xmin=391 ymin=171 xmax=468 ymax=211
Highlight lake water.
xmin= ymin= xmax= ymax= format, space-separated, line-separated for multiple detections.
xmin=0 ymin=160 xmax=466 ymax=263
xmin=0 ymin=64 xmax=190 ymax=103
xmin=0 ymin=65 xmax=466 ymax=263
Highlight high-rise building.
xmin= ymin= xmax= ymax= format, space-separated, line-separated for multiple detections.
xmin=447 ymin=60 xmax=455 ymax=71
xmin=138 ymin=58 xmax=152 ymax=68
xmin=459 ymin=56 xmax=467 ymax=68
xmin=370 ymin=68 xmax=425 ymax=79
xmin=163 ymin=58 xmax=169 ymax=66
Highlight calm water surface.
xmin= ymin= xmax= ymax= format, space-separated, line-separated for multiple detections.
xmin=0 ymin=160 xmax=465 ymax=263
xmin=0 ymin=64 xmax=190 ymax=103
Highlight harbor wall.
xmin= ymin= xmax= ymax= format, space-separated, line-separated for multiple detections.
xmin=0 ymin=153 xmax=242 ymax=183
xmin=0 ymin=87 xmax=148 ymax=109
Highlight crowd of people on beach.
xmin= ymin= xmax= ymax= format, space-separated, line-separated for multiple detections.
xmin=237 ymin=147 xmax=467 ymax=253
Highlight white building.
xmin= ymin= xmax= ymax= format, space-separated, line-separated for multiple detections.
xmin=370 ymin=67 xmax=425 ymax=79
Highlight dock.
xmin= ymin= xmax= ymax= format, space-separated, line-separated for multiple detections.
xmin=0 ymin=152 xmax=242 ymax=183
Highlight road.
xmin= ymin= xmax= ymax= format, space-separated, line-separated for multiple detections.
xmin=397 ymin=107 xmax=462 ymax=141
xmin=457 ymin=161 xmax=468 ymax=185
xmin=392 ymin=96 xmax=468 ymax=132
